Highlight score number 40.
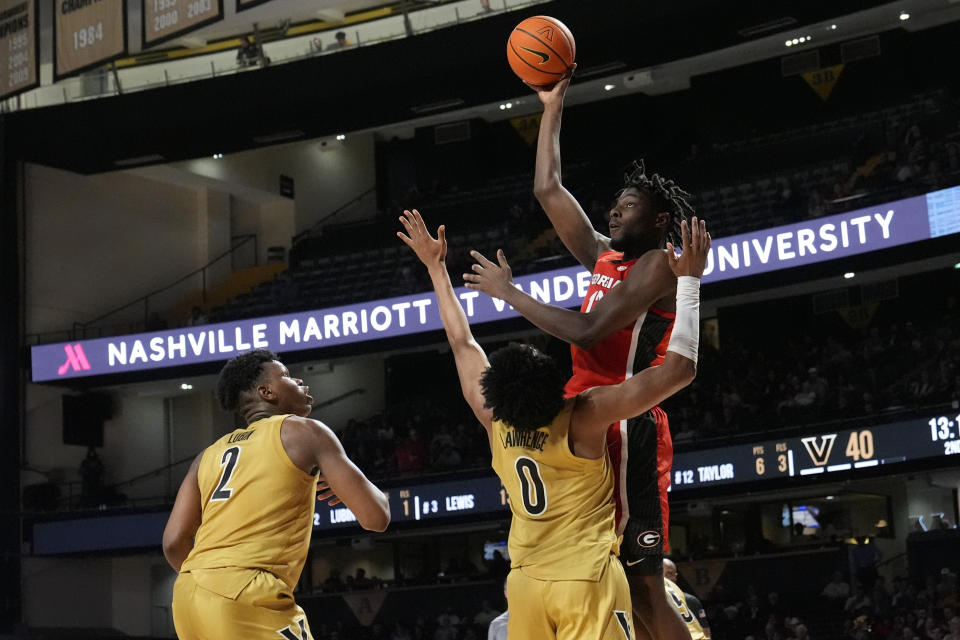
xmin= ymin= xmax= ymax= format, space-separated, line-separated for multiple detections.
xmin=72 ymin=22 xmax=103 ymax=50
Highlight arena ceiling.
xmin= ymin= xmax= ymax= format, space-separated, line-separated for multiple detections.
xmin=5 ymin=0 xmax=959 ymax=173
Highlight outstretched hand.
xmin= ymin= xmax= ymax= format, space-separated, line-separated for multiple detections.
xmin=525 ymin=63 xmax=576 ymax=107
xmin=463 ymin=249 xmax=515 ymax=300
xmin=665 ymin=216 xmax=711 ymax=279
xmin=397 ymin=209 xmax=446 ymax=269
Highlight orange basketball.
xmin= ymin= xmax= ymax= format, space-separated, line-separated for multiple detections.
xmin=506 ymin=16 xmax=576 ymax=87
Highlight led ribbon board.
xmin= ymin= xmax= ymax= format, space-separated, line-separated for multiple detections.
xmin=31 ymin=186 xmax=960 ymax=382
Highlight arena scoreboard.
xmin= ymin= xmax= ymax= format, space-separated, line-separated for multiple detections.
xmin=142 ymin=0 xmax=222 ymax=48
xmin=0 ymin=0 xmax=38 ymax=99
xmin=54 ymin=0 xmax=126 ymax=80
xmin=670 ymin=411 xmax=960 ymax=491
xmin=311 ymin=411 xmax=960 ymax=531
xmin=315 ymin=476 xmax=507 ymax=532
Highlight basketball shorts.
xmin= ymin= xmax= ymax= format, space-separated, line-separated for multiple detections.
xmin=606 ymin=406 xmax=672 ymax=575
xmin=173 ymin=568 xmax=313 ymax=640
xmin=506 ymin=554 xmax=635 ymax=640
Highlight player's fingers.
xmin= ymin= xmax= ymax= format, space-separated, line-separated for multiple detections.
xmin=463 ymin=273 xmax=479 ymax=282
xmin=665 ymin=242 xmax=679 ymax=266
xmin=396 ymin=231 xmax=413 ymax=247
xmin=437 ymin=224 xmax=446 ymax=244
xmin=328 ymin=497 xmax=342 ymax=506
xmin=471 ymin=263 xmax=485 ymax=272
xmin=496 ymin=249 xmax=510 ymax=269
xmin=464 ymin=283 xmax=479 ymax=290
xmin=399 ymin=215 xmax=414 ymax=232
xmin=469 ymin=249 xmax=496 ymax=267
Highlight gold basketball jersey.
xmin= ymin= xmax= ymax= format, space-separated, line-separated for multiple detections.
xmin=490 ymin=400 xmax=619 ymax=581
xmin=665 ymin=578 xmax=708 ymax=640
xmin=180 ymin=414 xmax=317 ymax=590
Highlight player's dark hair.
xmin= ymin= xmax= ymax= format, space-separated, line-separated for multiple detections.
xmin=480 ymin=343 xmax=566 ymax=432
xmin=215 ymin=349 xmax=278 ymax=413
xmin=621 ymin=159 xmax=695 ymax=246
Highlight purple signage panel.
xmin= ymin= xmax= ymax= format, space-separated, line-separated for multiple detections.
xmin=30 ymin=188 xmax=957 ymax=382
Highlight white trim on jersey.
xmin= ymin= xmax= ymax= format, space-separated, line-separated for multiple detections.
xmin=616 ymin=312 xmax=645 ymax=534
xmin=617 ymin=418 xmax=629 ymax=534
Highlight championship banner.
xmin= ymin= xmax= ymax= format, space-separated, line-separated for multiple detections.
xmin=54 ymin=0 xmax=127 ymax=79
xmin=30 ymin=185 xmax=960 ymax=382
xmin=343 ymin=592 xmax=387 ymax=626
xmin=802 ymin=64 xmax=844 ymax=101
xmin=0 ymin=0 xmax=38 ymax=99
xmin=142 ymin=0 xmax=222 ymax=48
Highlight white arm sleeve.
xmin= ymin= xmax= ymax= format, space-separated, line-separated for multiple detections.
xmin=667 ymin=276 xmax=700 ymax=364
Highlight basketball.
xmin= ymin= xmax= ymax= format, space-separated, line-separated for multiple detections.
xmin=506 ymin=16 xmax=576 ymax=87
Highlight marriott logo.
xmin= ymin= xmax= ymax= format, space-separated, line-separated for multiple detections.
xmin=58 ymin=344 xmax=91 ymax=375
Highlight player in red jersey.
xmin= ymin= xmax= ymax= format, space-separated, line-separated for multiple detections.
xmin=464 ymin=73 xmax=696 ymax=640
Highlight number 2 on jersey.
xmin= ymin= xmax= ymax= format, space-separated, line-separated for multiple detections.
xmin=211 ymin=446 xmax=241 ymax=502
xmin=515 ymin=457 xmax=547 ymax=516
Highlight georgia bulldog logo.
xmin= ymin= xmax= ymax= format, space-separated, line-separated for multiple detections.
xmin=637 ymin=530 xmax=661 ymax=548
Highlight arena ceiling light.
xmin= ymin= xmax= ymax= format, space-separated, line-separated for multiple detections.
xmin=603 ymin=84 xmax=616 ymax=91
xmin=180 ymin=383 xmax=193 ymax=390
xmin=784 ymin=35 xmax=812 ymax=47
xmin=844 ymin=272 xmax=855 ymax=279
xmin=336 ymin=134 xmax=346 ymax=141
xmin=899 ymin=11 xmax=910 ymax=20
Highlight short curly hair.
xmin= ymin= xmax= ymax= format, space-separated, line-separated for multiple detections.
xmin=215 ymin=349 xmax=278 ymax=413
xmin=480 ymin=343 xmax=566 ymax=432
xmin=619 ymin=159 xmax=695 ymax=247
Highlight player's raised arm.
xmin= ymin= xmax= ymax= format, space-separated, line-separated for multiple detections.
xmin=530 ymin=70 xmax=610 ymax=270
xmin=576 ymin=218 xmax=710 ymax=430
xmin=397 ymin=210 xmax=493 ymax=434
xmin=465 ymin=246 xmax=674 ymax=350
xmin=162 ymin=453 xmax=203 ymax=571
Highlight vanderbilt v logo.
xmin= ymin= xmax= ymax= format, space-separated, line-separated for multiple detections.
xmin=277 ymin=619 xmax=308 ymax=640
xmin=801 ymin=434 xmax=837 ymax=466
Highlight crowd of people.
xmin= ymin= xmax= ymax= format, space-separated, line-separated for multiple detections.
xmin=665 ymin=307 xmax=960 ymax=443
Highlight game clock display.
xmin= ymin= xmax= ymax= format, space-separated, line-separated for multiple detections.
xmin=670 ymin=412 xmax=960 ymax=491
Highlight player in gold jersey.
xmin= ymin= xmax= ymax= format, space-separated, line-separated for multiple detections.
xmin=663 ymin=559 xmax=710 ymax=640
xmin=398 ymin=209 xmax=709 ymax=639
xmin=162 ymin=350 xmax=390 ymax=640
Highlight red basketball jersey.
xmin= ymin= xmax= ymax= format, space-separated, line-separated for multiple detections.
xmin=564 ymin=250 xmax=676 ymax=397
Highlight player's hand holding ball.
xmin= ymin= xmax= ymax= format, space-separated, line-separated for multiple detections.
xmin=507 ymin=16 xmax=576 ymax=98
xmin=666 ymin=217 xmax=711 ymax=279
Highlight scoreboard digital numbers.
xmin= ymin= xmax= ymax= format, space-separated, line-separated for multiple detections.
xmin=54 ymin=0 xmax=126 ymax=80
xmin=671 ymin=411 xmax=960 ymax=491
xmin=0 ymin=0 xmax=37 ymax=99
xmin=315 ymin=476 xmax=508 ymax=532
xmin=142 ymin=0 xmax=222 ymax=48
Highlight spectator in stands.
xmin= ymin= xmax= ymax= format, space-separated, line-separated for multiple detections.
xmin=487 ymin=579 xmax=509 ymax=640
xmin=435 ymin=608 xmax=460 ymax=640
xmin=186 ymin=305 xmax=208 ymax=326
xmin=852 ymin=536 xmax=882 ymax=592
xmin=323 ymin=567 xmax=344 ymax=592
xmin=79 ymin=446 xmax=105 ymax=507
xmin=823 ymin=570 xmax=852 ymax=609
xmin=326 ymin=31 xmax=353 ymax=51
xmin=395 ymin=427 xmax=429 ymax=473
xmin=354 ymin=567 xmax=373 ymax=590
xmin=473 ymin=601 xmax=501 ymax=629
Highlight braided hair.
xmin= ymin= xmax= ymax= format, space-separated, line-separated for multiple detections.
xmin=620 ymin=159 xmax=695 ymax=247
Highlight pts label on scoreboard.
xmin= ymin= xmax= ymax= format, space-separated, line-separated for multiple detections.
xmin=0 ymin=0 xmax=36 ymax=99
xmin=142 ymin=0 xmax=221 ymax=47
